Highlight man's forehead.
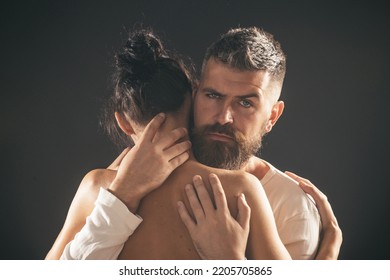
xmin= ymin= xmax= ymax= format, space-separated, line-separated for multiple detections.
xmin=200 ymin=58 xmax=272 ymax=93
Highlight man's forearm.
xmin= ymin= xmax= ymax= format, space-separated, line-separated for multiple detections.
xmin=61 ymin=187 xmax=142 ymax=260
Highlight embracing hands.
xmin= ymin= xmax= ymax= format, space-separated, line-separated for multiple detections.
xmin=177 ymin=172 xmax=342 ymax=260
xmin=105 ymin=115 xmax=342 ymax=260
xmin=108 ymin=113 xmax=191 ymax=213
xmin=177 ymin=174 xmax=251 ymax=260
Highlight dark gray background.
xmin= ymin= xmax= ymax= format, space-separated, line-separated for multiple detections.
xmin=1 ymin=0 xmax=389 ymax=259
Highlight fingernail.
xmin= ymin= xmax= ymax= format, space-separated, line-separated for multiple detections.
xmin=193 ymin=175 xmax=201 ymax=181
xmin=158 ymin=113 xmax=165 ymax=118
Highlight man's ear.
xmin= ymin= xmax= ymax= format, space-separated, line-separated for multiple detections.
xmin=264 ymin=101 xmax=285 ymax=133
xmin=115 ymin=112 xmax=134 ymax=136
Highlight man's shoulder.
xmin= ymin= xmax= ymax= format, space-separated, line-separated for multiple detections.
xmin=260 ymin=162 xmax=319 ymax=217
xmin=249 ymin=160 xmax=321 ymax=259
xmin=248 ymin=157 xmax=301 ymax=196
xmin=262 ymin=164 xmax=299 ymax=193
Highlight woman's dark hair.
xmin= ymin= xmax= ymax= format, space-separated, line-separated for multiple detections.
xmin=101 ymin=28 xmax=194 ymax=148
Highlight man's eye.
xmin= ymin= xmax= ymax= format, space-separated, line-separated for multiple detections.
xmin=239 ymin=99 xmax=252 ymax=108
xmin=206 ymin=93 xmax=221 ymax=99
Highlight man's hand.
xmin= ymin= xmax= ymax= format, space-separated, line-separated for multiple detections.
xmin=109 ymin=113 xmax=191 ymax=213
xmin=285 ymin=171 xmax=342 ymax=260
xmin=177 ymin=174 xmax=251 ymax=260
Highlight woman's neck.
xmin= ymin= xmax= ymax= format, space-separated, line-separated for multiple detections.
xmin=156 ymin=113 xmax=196 ymax=161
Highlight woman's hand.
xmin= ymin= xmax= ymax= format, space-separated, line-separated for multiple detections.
xmin=109 ymin=113 xmax=191 ymax=213
xmin=177 ymin=174 xmax=251 ymax=260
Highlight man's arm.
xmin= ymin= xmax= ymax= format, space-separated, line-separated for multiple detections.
xmin=107 ymin=113 xmax=191 ymax=213
xmin=61 ymin=188 xmax=142 ymax=260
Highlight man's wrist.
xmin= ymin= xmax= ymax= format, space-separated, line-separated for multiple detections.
xmin=108 ymin=179 xmax=142 ymax=213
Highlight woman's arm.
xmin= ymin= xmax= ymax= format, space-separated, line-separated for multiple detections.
xmin=45 ymin=114 xmax=190 ymax=259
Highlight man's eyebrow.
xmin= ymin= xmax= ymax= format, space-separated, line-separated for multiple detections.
xmin=237 ymin=93 xmax=260 ymax=99
xmin=202 ymin=87 xmax=225 ymax=96
xmin=202 ymin=88 xmax=261 ymax=99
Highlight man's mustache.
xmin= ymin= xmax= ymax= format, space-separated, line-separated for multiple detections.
xmin=195 ymin=124 xmax=245 ymax=143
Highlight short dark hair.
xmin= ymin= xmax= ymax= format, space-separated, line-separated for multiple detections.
xmin=101 ymin=28 xmax=194 ymax=148
xmin=203 ymin=27 xmax=286 ymax=84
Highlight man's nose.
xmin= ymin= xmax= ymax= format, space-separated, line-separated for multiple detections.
xmin=215 ymin=104 xmax=233 ymax=125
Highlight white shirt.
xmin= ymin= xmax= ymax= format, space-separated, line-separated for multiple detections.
xmin=61 ymin=164 xmax=321 ymax=260
xmin=61 ymin=187 xmax=142 ymax=260
xmin=261 ymin=162 xmax=321 ymax=259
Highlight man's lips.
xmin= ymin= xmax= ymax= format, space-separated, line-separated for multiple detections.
xmin=207 ymin=132 xmax=234 ymax=142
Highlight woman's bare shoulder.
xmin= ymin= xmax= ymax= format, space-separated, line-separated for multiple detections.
xmin=79 ymin=168 xmax=117 ymax=192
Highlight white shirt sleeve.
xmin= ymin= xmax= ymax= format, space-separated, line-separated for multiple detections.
xmin=261 ymin=164 xmax=321 ymax=259
xmin=60 ymin=187 xmax=143 ymax=260
xmin=278 ymin=210 xmax=321 ymax=259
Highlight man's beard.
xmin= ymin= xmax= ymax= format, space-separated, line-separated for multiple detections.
xmin=191 ymin=123 xmax=264 ymax=170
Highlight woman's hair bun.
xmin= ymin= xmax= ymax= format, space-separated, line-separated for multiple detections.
xmin=103 ymin=27 xmax=194 ymax=148
xmin=115 ymin=29 xmax=166 ymax=82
